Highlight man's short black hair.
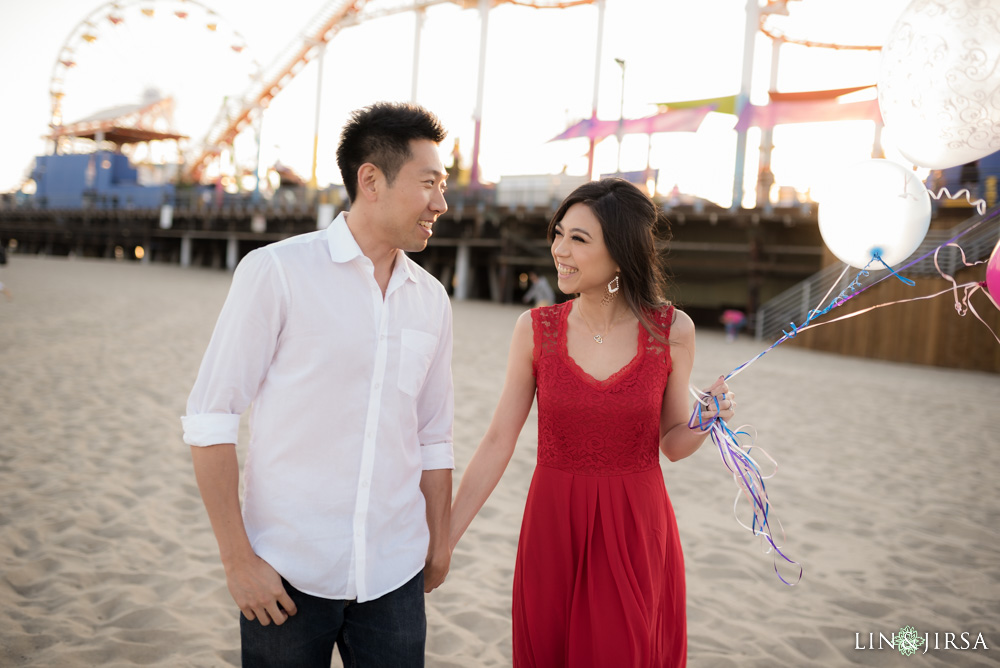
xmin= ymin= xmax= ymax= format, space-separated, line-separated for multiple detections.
xmin=337 ymin=102 xmax=447 ymax=203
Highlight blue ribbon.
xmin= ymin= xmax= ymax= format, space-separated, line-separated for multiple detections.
xmin=689 ymin=402 xmax=802 ymax=585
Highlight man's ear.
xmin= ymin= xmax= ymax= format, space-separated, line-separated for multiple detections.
xmin=357 ymin=163 xmax=380 ymax=202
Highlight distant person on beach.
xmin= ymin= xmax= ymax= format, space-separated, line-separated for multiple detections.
xmin=450 ymin=178 xmax=735 ymax=667
xmin=183 ymin=102 xmax=454 ymax=667
xmin=521 ymin=271 xmax=554 ymax=307
xmin=721 ymin=308 xmax=747 ymax=343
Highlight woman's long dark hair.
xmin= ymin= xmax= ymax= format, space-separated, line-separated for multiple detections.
xmin=547 ymin=178 xmax=672 ymax=342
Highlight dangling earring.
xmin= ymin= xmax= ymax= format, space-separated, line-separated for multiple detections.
xmin=602 ymin=273 xmax=620 ymax=305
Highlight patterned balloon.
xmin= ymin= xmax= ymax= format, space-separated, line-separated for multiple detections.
xmin=878 ymin=0 xmax=1000 ymax=169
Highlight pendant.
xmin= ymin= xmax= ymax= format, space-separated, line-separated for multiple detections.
xmin=593 ymin=334 xmax=603 ymax=344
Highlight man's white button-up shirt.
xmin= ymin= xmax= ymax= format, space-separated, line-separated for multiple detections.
xmin=182 ymin=212 xmax=454 ymax=602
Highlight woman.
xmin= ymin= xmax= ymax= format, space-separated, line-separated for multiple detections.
xmin=449 ymin=179 xmax=735 ymax=667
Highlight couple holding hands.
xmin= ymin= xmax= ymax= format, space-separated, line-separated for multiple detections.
xmin=183 ymin=102 xmax=734 ymax=667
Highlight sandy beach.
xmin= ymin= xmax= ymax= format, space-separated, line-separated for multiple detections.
xmin=0 ymin=255 xmax=997 ymax=667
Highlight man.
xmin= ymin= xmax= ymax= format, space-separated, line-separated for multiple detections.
xmin=182 ymin=102 xmax=453 ymax=667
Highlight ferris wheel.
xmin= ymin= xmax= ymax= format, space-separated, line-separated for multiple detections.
xmin=49 ymin=0 xmax=260 ymax=145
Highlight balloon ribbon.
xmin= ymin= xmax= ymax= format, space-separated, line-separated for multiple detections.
xmin=689 ymin=392 xmax=802 ymax=585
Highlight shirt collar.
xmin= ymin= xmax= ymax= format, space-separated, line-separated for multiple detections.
xmin=327 ymin=211 xmax=419 ymax=285
xmin=327 ymin=212 xmax=364 ymax=264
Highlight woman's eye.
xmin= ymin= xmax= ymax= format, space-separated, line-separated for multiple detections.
xmin=572 ymin=235 xmax=585 ymax=243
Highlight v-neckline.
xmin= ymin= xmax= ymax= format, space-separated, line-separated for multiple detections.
xmin=559 ymin=300 xmax=644 ymax=389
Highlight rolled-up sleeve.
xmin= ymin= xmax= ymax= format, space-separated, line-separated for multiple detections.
xmin=182 ymin=249 xmax=288 ymax=446
xmin=416 ymin=295 xmax=455 ymax=470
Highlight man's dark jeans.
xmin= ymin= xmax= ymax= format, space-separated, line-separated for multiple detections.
xmin=240 ymin=571 xmax=425 ymax=667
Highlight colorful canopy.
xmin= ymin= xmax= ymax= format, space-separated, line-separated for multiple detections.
xmin=656 ymin=95 xmax=738 ymax=115
xmin=549 ymin=117 xmax=620 ymax=142
xmin=552 ymin=88 xmax=881 ymax=141
xmin=735 ymin=97 xmax=882 ymax=131
xmin=550 ymin=105 xmax=714 ymax=142
xmin=768 ymin=84 xmax=875 ymax=102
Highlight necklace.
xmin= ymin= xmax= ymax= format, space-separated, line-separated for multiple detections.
xmin=577 ymin=301 xmax=628 ymax=344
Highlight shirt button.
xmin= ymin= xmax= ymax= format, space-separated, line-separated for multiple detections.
xmin=380 ymin=334 xmax=386 ymax=341
xmin=361 ymin=480 xmax=369 ymax=488
xmin=374 ymin=383 xmax=381 ymax=390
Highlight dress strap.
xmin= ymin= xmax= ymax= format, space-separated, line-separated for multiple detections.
xmin=531 ymin=302 xmax=566 ymax=375
xmin=655 ymin=303 xmax=675 ymax=338
xmin=642 ymin=304 xmax=675 ymax=370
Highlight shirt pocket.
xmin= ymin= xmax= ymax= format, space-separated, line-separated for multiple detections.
xmin=398 ymin=328 xmax=438 ymax=397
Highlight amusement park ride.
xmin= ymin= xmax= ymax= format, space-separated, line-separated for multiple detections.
xmin=34 ymin=0 xmax=965 ymax=207
xmin=24 ymin=0 xmax=999 ymax=214
xmin=34 ymin=0 xmax=958 ymax=212
xmin=35 ymin=0 xmax=603 ymax=209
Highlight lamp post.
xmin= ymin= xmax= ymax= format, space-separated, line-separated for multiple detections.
xmin=615 ymin=57 xmax=626 ymax=175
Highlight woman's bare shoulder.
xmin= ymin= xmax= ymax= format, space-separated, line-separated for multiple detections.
xmin=669 ymin=307 xmax=695 ymax=345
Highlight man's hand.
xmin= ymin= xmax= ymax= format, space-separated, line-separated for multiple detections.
xmin=419 ymin=468 xmax=453 ymax=593
xmin=424 ymin=548 xmax=451 ymax=593
xmin=224 ymin=553 xmax=298 ymax=626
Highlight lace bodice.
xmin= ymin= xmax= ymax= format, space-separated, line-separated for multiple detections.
xmin=531 ymin=300 xmax=674 ymax=475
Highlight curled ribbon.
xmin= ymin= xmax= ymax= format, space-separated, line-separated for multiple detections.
xmin=689 ymin=390 xmax=803 ymax=585
xmin=937 ymin=243 xmax=1000 ymax=342
xmin=693 ymin=203 xmax=999 ymax=585
xmin=928 ymin=187 xmax=987 ymax=215
xmin=728 ymin=204 xmax=1000 ymax=381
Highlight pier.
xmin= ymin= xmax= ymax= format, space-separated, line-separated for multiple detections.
xmin=0 ymin=186 xmax=825 ymax=318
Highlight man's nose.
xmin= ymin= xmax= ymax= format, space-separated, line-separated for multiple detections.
xmin=431 ymin=187 xmax=447 ymax=214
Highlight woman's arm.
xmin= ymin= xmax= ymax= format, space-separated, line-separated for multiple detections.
xmin=658 ymin=309 xmax=735 ymax=462
xmin=450 ymin=310 xmax=537 ymax=552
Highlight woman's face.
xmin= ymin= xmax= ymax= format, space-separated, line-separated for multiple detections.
xmin=550 ymin=203 xmax=619 ymax=296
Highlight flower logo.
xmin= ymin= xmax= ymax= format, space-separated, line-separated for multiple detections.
xmin=897 ymin=626 xmax=926 ymax=656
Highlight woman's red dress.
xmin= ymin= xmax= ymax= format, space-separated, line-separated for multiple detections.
xmin=512 ymin=301 xmax=686 ymax=667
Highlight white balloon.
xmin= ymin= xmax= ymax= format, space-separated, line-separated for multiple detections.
xmin=818 ymin=160 xmax=932 ymax=269
xmin=878 ymin=0 xmax=1000 ymax=170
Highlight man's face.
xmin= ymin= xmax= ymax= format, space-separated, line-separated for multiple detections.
xmin=375 ymin=139 xmax=448 ymax=253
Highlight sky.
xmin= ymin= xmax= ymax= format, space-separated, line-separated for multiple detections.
xmin=0 ymin=0 xmax=915 ymax=207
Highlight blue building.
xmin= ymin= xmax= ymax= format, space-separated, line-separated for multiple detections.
xmin=33 ymin=95 xmax=184 ymax=210
xmin=31 ymin=152 xmax=173 ymax=209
